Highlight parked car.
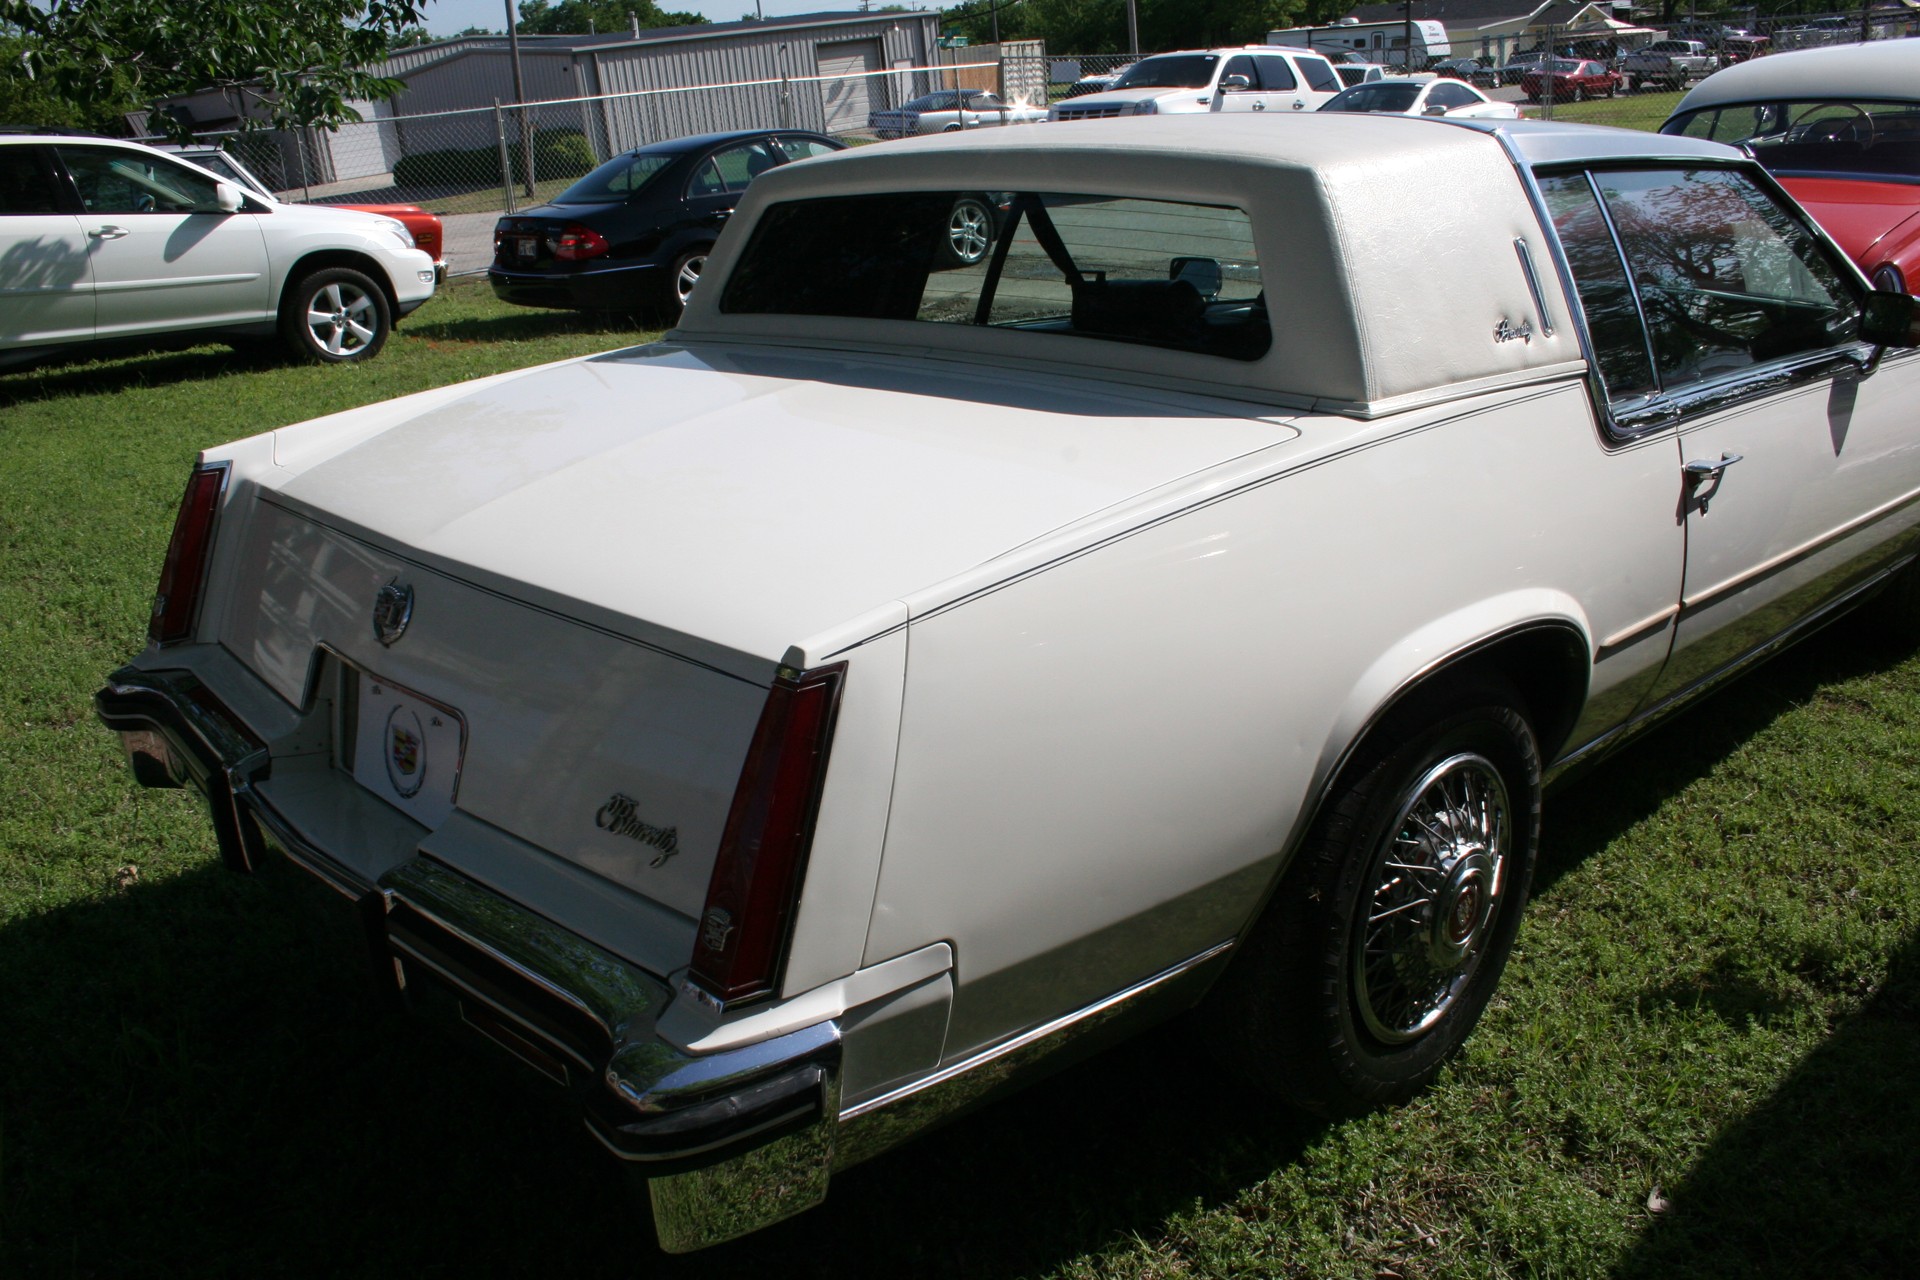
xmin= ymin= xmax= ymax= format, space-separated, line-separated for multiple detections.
xmin=1620 ymin=39 xmax=1719 ymax=91
xmin=487 ymin=128 xmax=844 ymax=318
xmin=1495 ymin=49 xmax=1552 ymax=85
xmin=1721 ymin=33 xmax=1771 ymax=64
xmin=1061 ymin=63 xmax=1133 ymax=98
xmin=869 ymin=89 xmax=1048 ymax=138
xmin=1661 ymin=40 xmax=1920 ymax=293
xmin=154 ymin=143 xmax=447 ymax=281
xmin=1431 ymin=57 xmax=1495 ymax=87
xmin=1 ymin=131 xmax=436 ymax=368
xmin=97 ymin=115 xmax=1920 ymax=1253
xmin=1521 ymin=58 xmax=1622 ymax=101
xmin=1334 ymin=61 xmax=1393 ymax=88
xmin=1318 ymin=75 xmax=1522 ymax=120
xmin=1050 ymin=46 xmax=1343 ymax=119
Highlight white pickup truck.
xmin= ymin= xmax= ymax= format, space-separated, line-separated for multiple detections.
xmin=99 ymin=115 xmax=1920 ymax=1254
xmin=1622 ymin=38 xmax=1720 ymax=90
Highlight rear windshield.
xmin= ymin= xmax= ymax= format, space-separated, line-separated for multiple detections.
xmin=1666 ymin=100 xmax=1920 ymax=182
xmin=552 ymin=152 xmax=675 ymax=204
xmin=1114 ymin=56 xmax=1220 ymax=90
xmin=1323 ymin=83 xmax=1424 ymax=113
xmin=721 ymin=191 xmax=1270 ymax=362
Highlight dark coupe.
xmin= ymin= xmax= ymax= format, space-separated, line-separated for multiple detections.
xmin=489 ymin=129 xmax=844 ymax=317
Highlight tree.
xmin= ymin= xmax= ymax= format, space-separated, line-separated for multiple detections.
xmin=513 ymin=0 xmax=707 ymax=36
xmin=1 ymin=0 xmax=429 ymax=138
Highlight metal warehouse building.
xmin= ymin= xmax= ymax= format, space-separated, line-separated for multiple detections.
xmin=374 ymin=10 xmax=948 ymax=157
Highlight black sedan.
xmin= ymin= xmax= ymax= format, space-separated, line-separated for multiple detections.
xmin=489 ymin=129 xmax=845 ymax=318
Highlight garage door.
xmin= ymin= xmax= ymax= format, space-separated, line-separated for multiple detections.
xmin=817 ymin=40 xmax=882 ymax=134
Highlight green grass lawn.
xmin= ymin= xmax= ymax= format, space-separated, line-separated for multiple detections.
xmin=3 ymin=280 xmax=1918 ymax=1276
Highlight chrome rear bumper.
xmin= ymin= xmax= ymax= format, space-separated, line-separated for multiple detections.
xmin=94 ymin=664 xmax=843 ymax=1253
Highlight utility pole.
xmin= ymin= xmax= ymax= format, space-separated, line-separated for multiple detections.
xmin=505 ymin=0 xmax=534 ymax=196
xmin=1404 ymin=0 xmax=1414 ymax=71
xmin=1126 ymin=0 xmax=1139 ymax=57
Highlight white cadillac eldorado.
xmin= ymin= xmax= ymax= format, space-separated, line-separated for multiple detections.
xmin=97 ymin=116 xmax=1920 ymax=1251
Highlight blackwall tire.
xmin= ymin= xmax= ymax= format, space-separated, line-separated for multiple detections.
xmin=279 ymin=266 xmax=390 ymax=363
xmin=1213 ymin=677 xmax=1542 ymax=1117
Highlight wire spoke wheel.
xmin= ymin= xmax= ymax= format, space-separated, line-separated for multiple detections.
xmin=1352 ymin=751 xmax=1510 ymax=1044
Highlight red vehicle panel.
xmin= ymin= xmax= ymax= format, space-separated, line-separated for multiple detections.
xmin=1779 ymin=176 xmax=1920 ymax=294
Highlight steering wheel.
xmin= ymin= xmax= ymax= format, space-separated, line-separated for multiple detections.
xmin=1792 ymin=102 xmax=1877 ymax=147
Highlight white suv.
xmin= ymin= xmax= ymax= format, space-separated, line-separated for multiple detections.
xmin=1050 ymin=46 xmax=1345 ymax=120
xmin=1 ymin=132 xmax=437 ymax=369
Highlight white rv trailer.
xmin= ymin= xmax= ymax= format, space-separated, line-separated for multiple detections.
xmin=1267 ymin=18 xmax=1452 ymax=68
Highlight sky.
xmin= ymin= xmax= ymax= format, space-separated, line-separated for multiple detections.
xmin=419 ymin=0 xmax=950 ymax=37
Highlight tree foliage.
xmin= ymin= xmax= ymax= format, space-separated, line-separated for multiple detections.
xmin=513 ymin=0 xmax=707 ymax=36
xmin=944 ymin=0 xmax=1353 ymax=52
xmin=1 ymin=0 xmax=429 ymax=137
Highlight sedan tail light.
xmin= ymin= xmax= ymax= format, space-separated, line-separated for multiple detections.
xmin=150 ymin=462 xmax=228 ymax=645
xmin=552 ymin=224 xmax=611 ymax=262
xmin=688 ymin=662 xmax=846 ymax=1006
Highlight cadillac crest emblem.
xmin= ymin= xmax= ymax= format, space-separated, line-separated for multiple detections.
xmin=373 ymin=579 xmax=414 ymax=646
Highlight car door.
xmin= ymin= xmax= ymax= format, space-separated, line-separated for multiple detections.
xmin=0 ymin=144 xmax=94 ymax=351
xmin=54 ymin=145 xmax=271 ymax=340
xmin=1610 ymin=167 xmax=1920 ymax=703
xmin=1212 ymin=54 xmax=1273 ymax=113
xmin=1544 ymin=164 xmax=1920 ymax=714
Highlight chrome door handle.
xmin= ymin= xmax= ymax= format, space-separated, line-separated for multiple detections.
xmin=1252 ymin=101 xmax=1266 ymax=111
xmin=1684 ymin=451 xmax=1743 ymax=513
xmin=89 ymin=225 xmax=130 ymax=240
xmin=1683 ymin=451 xmax=1743 ymax=479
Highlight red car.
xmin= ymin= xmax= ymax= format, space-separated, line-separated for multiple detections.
xmin=1662 ymin=42 xmax=1920 ymax=293
xmin=1521 ymin=59 xmax=1620 ymax=102
xmin=161 ymin=144 xmax=446 ymax=281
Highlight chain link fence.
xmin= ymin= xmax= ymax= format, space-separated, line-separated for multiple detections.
xmin=138 ymin=57 xmax=1032 ymax=276
xmin=1425 ymin=10 xmax=1918 ymax=130
xmin=138 ymin=23 xmax=1916 ymax=276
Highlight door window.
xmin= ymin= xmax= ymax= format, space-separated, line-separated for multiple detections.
xmin=1298 ymin=56 xmax=1341 ymax=93
xmin=0 ymin=148 xmax=60 ymax=214
xmin=1221 ymin=55 xmax=1260 ymax=89
xmin=773 ymin=137 xmax=841 ymax=163
xmin=57 ymin=147 xmax=221 ymax=214
xmin=1594 ymin=168 xmax=1857 ymax=385
xmin=1252 ymin=55 xmax=1297 ymax=91
xmin=689 ymin=141 xmax=780 ymax=197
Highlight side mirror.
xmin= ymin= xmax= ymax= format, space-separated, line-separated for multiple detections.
xmin=1424 ymin=104 xmax=1450 ymax=115
xmin=1220 ymin=74 xmax=1253 ymax=91
xmin=1861 ymin=289 xmax=1919 ymax=348
xmin=1170 ymin=255 xmax=1223 ymax=300
xmin=212 ymin=181 xmax=244 ymax=214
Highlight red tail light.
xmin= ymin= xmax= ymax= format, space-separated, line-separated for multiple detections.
xmin=150 ymin=462 xmax=228 ymax=646
xmin=689 ymin=662 xmax=846 ymax=1006
xmin=552 ymin=224 xmax=610 ymax=262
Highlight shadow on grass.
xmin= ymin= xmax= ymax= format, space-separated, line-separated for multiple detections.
xmin=403 ymin=308 xmax=663 ymax=346
xmin=1536 ymin=605 xmax=1916 ymax=896
xmin=1613 ymin=928 xmax=1920 ymax=1280
xmin=0 ymin=851 xmax=1323 ymax=1276
xmin=0 ymin=343 xmax=284 ymax=410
